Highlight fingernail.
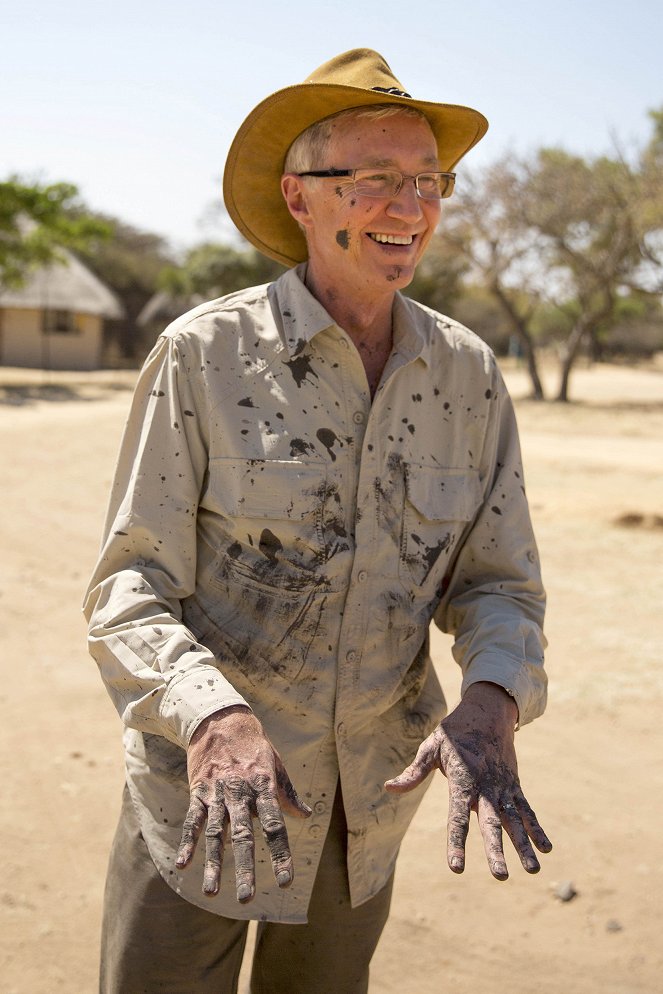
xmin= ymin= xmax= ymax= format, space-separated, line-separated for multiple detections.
xmin=276 ymin=870 xmax=291 ymax=887
xmin=450 ymin=857 xmax=463 ymax=872
xmin=237 ymin=884 xmax=252 ymax=902
xmin=526 ymin=859 xmax=540 ymax=873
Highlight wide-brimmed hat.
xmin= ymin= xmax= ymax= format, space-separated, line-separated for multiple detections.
xmin=223 ymin=48 xmax=488 ymax=267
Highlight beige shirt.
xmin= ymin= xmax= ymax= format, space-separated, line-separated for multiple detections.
xmin=84 ymin=265 xmax=546 ymax=923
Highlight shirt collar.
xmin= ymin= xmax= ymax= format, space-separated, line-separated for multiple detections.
xmin=272 ymin=263 xmax=431 ymax=367
xmin=271 ymin=264 xmax=335 ymax=358
xmin=392 ymin=293 xmax=431 ymax=368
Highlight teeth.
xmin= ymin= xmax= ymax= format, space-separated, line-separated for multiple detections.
xmin=369 ymin=233 xmax=413 ymax=245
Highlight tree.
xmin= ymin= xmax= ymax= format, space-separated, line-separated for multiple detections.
xmin=159 ymin=241 xmax=286 ymax=300
xmin=434 ymin=160 xmax=548 ymax=399
xmin=73 ymin=214 xmax=175 ymax=361
xmin=0 ymin=177 xmax=110 ymax=290
xmin=520 ymin=141 xmax=663 ymax=399
xmin=406 ymin=232 xmax=469 ymax=316
xmin=426 ymin=111 xmax=663 ymax=402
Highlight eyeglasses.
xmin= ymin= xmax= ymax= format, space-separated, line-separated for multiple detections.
xmin=295 ymin=167 xmax=456 ymax=200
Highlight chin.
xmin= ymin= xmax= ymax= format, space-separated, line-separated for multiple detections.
xmin=384 ymin=265 xmax=416 ymax=288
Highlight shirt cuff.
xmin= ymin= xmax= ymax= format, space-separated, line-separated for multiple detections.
xmin=158 ymin=666 xmax=250 ymax=747
xmin=460 ymin=652 xmax=547 ymax=728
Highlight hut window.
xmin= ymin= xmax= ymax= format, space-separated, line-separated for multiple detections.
xmin=43 ymin=309 xmax=77 ymax=334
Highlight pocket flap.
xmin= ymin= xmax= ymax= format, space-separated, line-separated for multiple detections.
xmin=209 ymin=458 xmax=326 ymax=519
xmin=404 ymin=465 xmax=482 ymax=522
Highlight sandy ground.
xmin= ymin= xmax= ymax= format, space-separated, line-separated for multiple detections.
xmin=1 ymin=358 xmax=662 ymax=993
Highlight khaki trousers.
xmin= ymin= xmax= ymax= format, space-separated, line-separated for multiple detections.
xmin=100 ymin=785 xmax=394 ymax=994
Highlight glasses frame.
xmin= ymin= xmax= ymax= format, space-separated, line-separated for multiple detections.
xmin=295 ymin=167 xmax=456 ymax=200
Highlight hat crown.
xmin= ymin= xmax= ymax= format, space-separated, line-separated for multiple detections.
xmin=304 ymin=48 xmax=408 ymax=96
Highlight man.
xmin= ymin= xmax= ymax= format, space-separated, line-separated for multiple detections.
xmin=85 ymin=48 xmax=551 ymax=994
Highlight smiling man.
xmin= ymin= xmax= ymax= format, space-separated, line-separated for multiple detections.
xmin=85 ymin=49 xmax=551 ymax=994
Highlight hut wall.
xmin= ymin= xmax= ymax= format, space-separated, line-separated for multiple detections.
xmin=0 ymin=308 xmax=103 ymax=370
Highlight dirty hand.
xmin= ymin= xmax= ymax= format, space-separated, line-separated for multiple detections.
xmin=176 ymin=705 xmax=311 ymax=902
xmin=385 ymin=682 xmax=552 ymax=879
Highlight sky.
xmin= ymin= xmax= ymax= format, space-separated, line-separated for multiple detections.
xmin=2 ymin=0 xmax=662 ymax=255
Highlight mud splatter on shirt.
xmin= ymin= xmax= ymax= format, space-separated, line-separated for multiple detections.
xmin=84 ymin=264 xmax=546 ymax=924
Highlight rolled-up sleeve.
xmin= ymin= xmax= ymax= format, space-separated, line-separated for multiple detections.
xmin=83 ymin=334 xmax=248 ymax=749
xmin=434 ymin=361 xmax=547 ymax=726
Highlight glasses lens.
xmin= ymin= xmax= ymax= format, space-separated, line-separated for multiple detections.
xmin=352 ymin=169 xmax=401 ymax=198
xmin=417 ymin=173 xmax=455 ymax=200
xmin=351 ymin=170 xmax=455 ymax=199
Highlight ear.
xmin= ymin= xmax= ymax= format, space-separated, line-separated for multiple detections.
xmin=281 ymin=174 xmax=315 ymax=232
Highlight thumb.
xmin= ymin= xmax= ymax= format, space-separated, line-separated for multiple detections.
xmin=385 ymin=739 xmax=439 ymax=793
xmin=385 ymin=758 xmax=433 ymax=794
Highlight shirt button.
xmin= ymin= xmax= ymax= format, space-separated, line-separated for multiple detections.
xmin=313 ymin=801 xmax=326 ymax=815
xmin=308 ymin=824 xmax=322 ymax=838
xmin=346 ymin=650 xmax=358 ymax=663
xmin=337 ymin=721 xmax=346 ymax=735
xmin=352 ymin=411 xmax=364 ymax=424
xmin=357 ymin=569 xmax=368 ymax=583
xmin=339 ymin=338 xmax=349 ymax=349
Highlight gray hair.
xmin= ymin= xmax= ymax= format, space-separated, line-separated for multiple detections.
xmin=283 ymin=104 xmax=430 ymax=174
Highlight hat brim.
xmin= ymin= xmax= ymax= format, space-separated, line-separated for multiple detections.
xmin=223 ymin=83 xmax=488 ymax=267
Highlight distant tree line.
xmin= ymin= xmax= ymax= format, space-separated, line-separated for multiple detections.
xmin=2 ymin=108 xmax=662 ymax=401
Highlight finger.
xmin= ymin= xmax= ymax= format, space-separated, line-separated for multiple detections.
xmin=384 ymin=741 xmax=438 ymax=793
xmin=202 ymin=791 xmax=227 ymax=895
xmin=446 ymin=791 xmax=471 ymax=874
xmin=275 ymin=759 xmax=312 ymax=819
xmin=225 ymin=797 xmax=256 ymax=904
xmin=176 ymin=792 xmax=207 ymax=869
xmin=255 ymin=789 xmax=295 ymax=889
xmin=515 ymin=792 xmax=553 ymax=853
xmin=500 ymin=801 xmax=540 ymax=874
xmin=477 ymin=794 xmax=509 ymax=880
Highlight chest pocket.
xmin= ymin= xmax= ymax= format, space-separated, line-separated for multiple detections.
xmin=205 ymin=457 xmax=328 ymax=590
xmin=400 ymin=465 xmax=482 ymax=589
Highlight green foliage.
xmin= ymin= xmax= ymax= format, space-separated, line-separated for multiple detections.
xmin=612 ymin=293 xmax=651 ymax=321
xmin=530 ymin=301 xmax=575 ymax=343
xmin=521 ymin=147 xmax=651 ymax=295
xmin=71 ymin=214 xmax=176 ymax=361
xmin=75 ymin=215 xmax=172 ymax=296
xmin=449 ymin=284 xmax=517 ymax=355
xmin=159 ymin=241 xmax=286 ymax=299
xmin=406 ymin=232 xmax=468 ymax=313
xmin=0 ymin=178 xmax=111 ymax=289
xmin=418 ymin=107 xmax=663 ymax=399
xmin=647 ymin=107 xmax=663 ymax=156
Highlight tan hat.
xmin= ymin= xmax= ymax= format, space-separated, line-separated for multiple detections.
xmin=223 ymin=48 xmax=488 ymax=266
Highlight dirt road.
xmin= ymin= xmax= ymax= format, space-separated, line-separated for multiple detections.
xmin=1 ymin=360 xmax=661 ymax=993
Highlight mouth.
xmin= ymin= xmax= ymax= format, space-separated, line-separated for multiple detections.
xmin=368 ymin=233 xmax=414 ymax=245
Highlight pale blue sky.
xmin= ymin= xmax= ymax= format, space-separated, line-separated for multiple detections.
xmin=2 ymin=0 xmax=661 ymax=252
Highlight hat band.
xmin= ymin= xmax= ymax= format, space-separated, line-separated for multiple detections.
xmin=371 ymin=86 xmax=412 ymax=98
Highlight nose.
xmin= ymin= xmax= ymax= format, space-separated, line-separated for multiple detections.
xmin=385 ymin=176 xmax=425 ymax=221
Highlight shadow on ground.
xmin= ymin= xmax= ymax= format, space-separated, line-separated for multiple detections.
xmin=0 ymin=380 xmax=135 ymax=407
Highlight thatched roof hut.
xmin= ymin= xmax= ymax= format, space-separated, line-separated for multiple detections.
xmin=136 ymin=290 xmax=201 ymax=329
xmin=0 ymin=249 xmax=124 ymax=370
